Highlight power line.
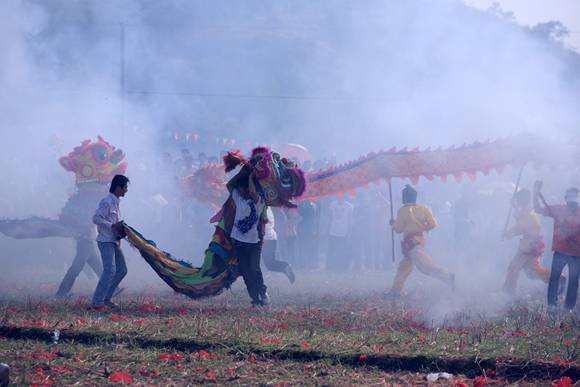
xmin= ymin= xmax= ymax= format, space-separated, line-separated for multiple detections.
xmin=126 ymin=90 xmax=393 ymax=102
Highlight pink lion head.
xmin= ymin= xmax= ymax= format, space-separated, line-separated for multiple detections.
xmin=59 ymin=136 xmax=127 ymax=185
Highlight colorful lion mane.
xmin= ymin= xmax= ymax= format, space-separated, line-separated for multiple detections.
xmin=59 ymin=136 xmax=127 ymax=184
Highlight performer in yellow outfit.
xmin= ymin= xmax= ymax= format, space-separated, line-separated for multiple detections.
xmin=388 ymin=185 xmax=455 ymax=296
xmin=502 ymin=189 xmax=552 ymax=294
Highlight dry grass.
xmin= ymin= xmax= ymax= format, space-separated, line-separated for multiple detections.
xmin=0 ymin=287 xmax=578 ymax=386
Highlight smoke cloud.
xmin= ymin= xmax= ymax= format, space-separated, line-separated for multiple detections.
xmin=0 ymin=0 xmax=578 ymax=320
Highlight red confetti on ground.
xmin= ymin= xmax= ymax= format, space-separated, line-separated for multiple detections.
xmin=553 ymin=376 xmax=573 ymax=387
xmin=109 ymin=371 xmax=133 ymax=384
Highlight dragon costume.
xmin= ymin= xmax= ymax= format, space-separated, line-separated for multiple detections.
xmin=183 ymin=136 xmax=543 ymax=208
xmin=0 ymin=137 xmax=127 ymax=296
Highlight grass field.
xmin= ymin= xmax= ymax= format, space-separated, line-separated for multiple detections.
xmin=0 ymin=273 xmax=578 ymax=386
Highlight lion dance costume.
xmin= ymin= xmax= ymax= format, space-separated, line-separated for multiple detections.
xmin=122 ymin=146 xmax=306 ymax=298
xmin=0 ymin=137 xmax=127 ymax=297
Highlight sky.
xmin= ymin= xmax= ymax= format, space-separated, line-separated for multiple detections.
xmin=466 ymin=0 xmax=580 ymax=51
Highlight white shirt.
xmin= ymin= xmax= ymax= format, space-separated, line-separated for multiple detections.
xmin=264 ymin=207 xmax=277 ymax=241
xmin=93 ymin=193 xmax=121 ymax=243
xmin=230 ymin=189 xmax=265 ymax=244
xmin=329 ymin=200 xmax=354 ymax=237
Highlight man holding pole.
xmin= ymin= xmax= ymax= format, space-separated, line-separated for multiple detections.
xmin=386 ymin=185 xmax=455 ymax=297
xmin=502 ymin=189 xmax=554 ymax=294
xmin=534 ymin=181 xmax=580 ymax=311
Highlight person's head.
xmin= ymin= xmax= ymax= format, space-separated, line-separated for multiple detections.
xmin=513 ymin=188 xmax=531 ymax=209
xmin=109 ymin=174 xmax=129 ymax=197
xmin=565 ymin=187 xmax=579 ymax=208
xmin=402 ymin=184 xmax=417 ymax=204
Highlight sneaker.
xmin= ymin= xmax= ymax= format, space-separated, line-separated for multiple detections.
xmin=251 ymin=299 xmax=262 ymax=307
xmin=260 ymin=292 xmax=271 ymax=306
xmin=86 ymin=304 xmax=108 ymax=312
xmin=104 ymin=301 xmax=120 ymax=309
xmin=284 ymin=265 xmax=296 ymax=284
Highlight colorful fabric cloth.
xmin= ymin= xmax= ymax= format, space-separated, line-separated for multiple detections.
xmin=123 ymin=194 xmax=267 ymax=299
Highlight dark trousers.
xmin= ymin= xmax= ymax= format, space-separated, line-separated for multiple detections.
xmin=233 ymin=239 xmax=266 ymax=303
xmin=262 ymin=240 xmax=289 ymax=273
xmin=548 ymin=252 xmax=580 ymax=310
xmin=56 ymin=239 xmax=102 ymax=296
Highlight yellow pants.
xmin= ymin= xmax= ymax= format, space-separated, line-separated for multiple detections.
xmin=391 ymin=245 xmax=451 ymax=293
xmin=503 ymin=251 xmax=550 ymax=294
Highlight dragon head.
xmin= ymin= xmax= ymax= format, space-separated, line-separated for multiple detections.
xmin=59 ymin=136 xmax=127 ymax=185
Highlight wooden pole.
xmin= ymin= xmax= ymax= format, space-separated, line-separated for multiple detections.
xmin=502 ymin=163 xmax=527 ymax=238
xmin=388 ymin=179 xmax=396 ymax=262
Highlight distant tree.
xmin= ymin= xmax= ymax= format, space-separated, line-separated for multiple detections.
xmin=530 ymin=21 xmax=570 ymax=43
xmin=487 ymin=2 xmax=515 ymax=21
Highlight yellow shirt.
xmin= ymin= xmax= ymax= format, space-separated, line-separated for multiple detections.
xmin=505 ymin=209 xmax=543 ymax=252
xmin=393 ymin=204 xmax=438 ymax=240
xmin=505 ymin=209 xmax=541 ymax=238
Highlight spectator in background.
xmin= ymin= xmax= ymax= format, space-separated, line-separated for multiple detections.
xmin=352 ymin=191 xmax=373 ymax=271
xmin=262 ymin=207 xmax=296 ymax=283
xmin=198 ymin=152 xmax=208 ymax=165
xmin=274 ymin=207 xmax=300 ymax=268
xmin=177 ymin=148 xmax=193 ymax=176
xmin=297 ymin=200 xmax=319 ymax=270
xmin=371 ymin=188 xmax=392 ymax=271
xmin=327 ymin=197 xmax=354 ymax=272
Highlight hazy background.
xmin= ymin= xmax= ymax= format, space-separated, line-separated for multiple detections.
xmin=0 ymin=0 xmax=579 ymax=319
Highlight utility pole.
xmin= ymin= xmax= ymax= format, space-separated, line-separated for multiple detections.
xmin=120 ymin=22 xmax=126 ymax=148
